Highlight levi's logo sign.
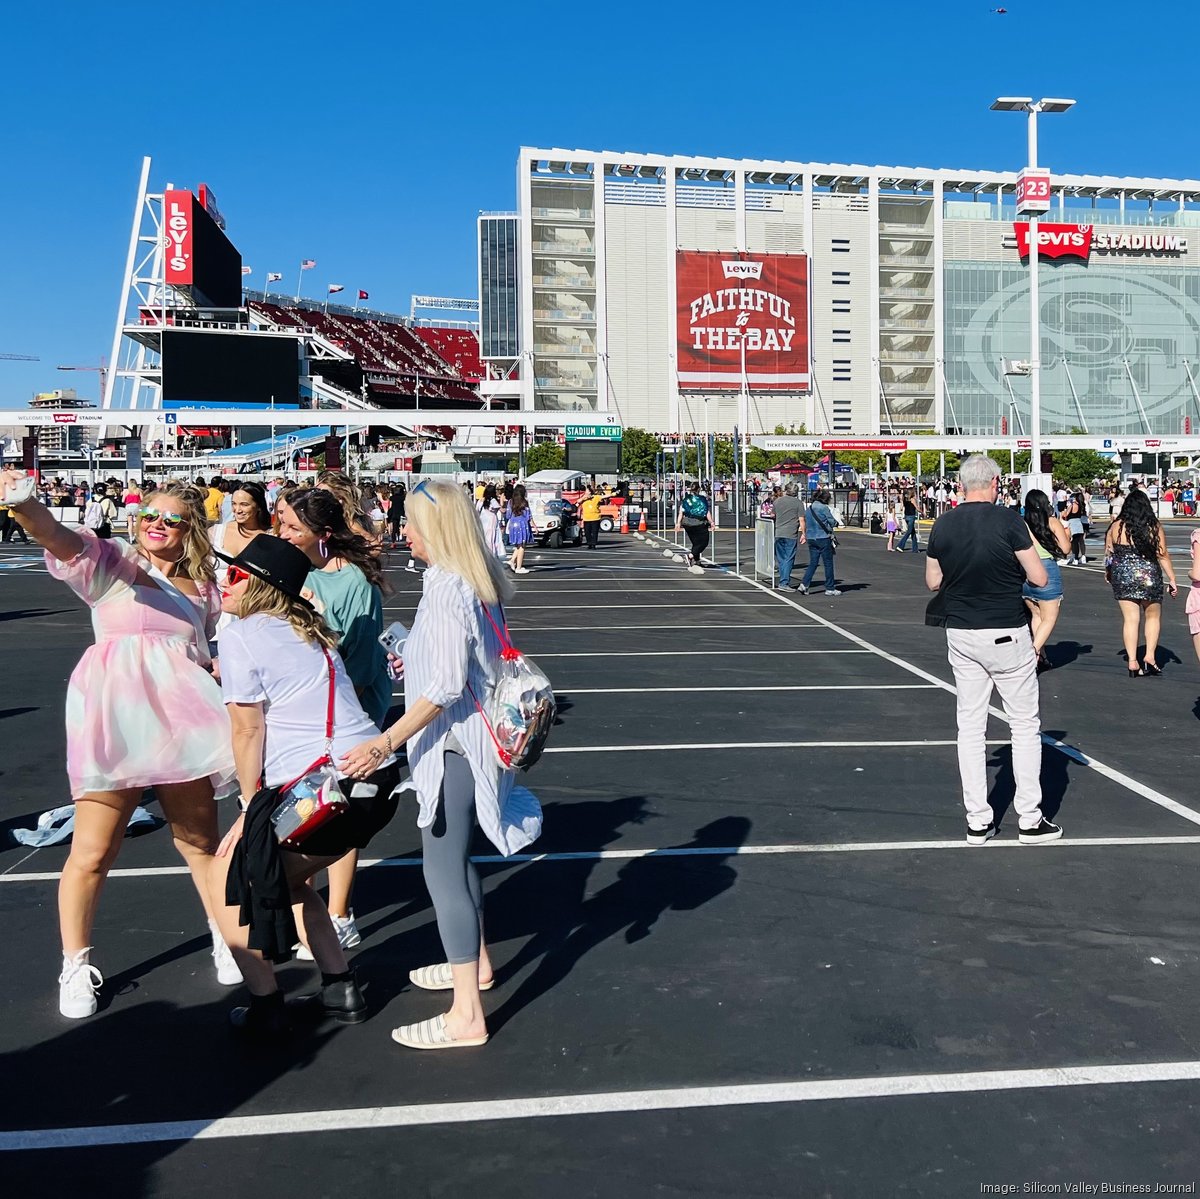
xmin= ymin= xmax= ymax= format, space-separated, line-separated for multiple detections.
xmin=1014 ymin=223 xmax=1093 ymax=260
xmin=721 ymin=260 xmax=763 ymax=279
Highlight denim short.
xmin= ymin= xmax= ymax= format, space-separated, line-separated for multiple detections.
xmin=1022 ymin=557 xmax=1063 ymax=603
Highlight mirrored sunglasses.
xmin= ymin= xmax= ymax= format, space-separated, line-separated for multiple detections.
xmin=138 ymin=507 xmax=187 ymax=528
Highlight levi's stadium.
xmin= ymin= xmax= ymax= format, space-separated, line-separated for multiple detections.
xmin=39 ymin=146 xmax=1200 ymax=470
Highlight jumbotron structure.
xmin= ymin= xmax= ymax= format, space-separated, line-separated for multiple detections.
xmin=103 ymin=157 xmax=497 ymax=449
xmin=478 ymin=146 xmax=1200 ymax=439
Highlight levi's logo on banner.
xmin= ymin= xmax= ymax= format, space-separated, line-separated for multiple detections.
xmin=163 ymin=189 xmax=195 ymax=284
xmin=1014 ymin=222 xmax=1093 ymax=261
xmin=676 ymin=251 xmax=810 ymax=392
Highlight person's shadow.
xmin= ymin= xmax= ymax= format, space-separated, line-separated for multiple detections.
xmin=483 ymin=815 xmax=752 ymax=1035
xmin=986 ymin=733 xmax=1073 ymax=827
xmin=353 ymin=794 xmax=652 ymax=1012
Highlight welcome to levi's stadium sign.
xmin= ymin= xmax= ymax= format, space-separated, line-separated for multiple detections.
xmin=1006 ymin=223 xmax=1188 ymax=261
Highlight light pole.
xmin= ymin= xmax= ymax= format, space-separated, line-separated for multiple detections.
xmin=990 ymin=96 xmax=1075 ymax=477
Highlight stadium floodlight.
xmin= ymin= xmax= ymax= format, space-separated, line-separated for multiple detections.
xmin=991 ymin=94 xmax=1076 ymax=475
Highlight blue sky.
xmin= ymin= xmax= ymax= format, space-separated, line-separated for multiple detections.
xmin=3 ymin=0 xmax=1198 ymax=403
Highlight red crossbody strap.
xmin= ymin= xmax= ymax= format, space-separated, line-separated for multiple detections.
xmin=320 ymin=645 xmax=336 ymax=742
xmin=479 ymin=602 xmax=521 ymax=662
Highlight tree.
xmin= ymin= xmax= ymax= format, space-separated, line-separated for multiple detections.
xmin=508 ymin=441 xmax=564 ymax=475
xmin=1048 ymin=448 xmax=1117 ymax=488
xmin=618 ymin=427 xmax=663 ymax=476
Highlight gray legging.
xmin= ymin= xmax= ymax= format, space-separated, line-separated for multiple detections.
xmin=421 ymin=751 xmax=483 ymax=965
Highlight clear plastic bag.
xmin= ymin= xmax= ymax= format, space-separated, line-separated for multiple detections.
xmin=270 ymin=762 xmax=347 ymax=847
xmin=479 ymin=651 xmax=555 ymax=771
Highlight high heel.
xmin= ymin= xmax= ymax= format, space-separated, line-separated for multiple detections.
xmin=1127 ymin=664 xmax=1142 ymax=678
xmin=1142 ymin=661 xmax=1162 ymax=677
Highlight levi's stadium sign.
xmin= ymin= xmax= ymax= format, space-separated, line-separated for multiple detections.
xmin=1010 ymin=223 xmax=1188 ymax=260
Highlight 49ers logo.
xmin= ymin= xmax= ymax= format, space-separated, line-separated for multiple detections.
xmin=1014 ymin=223 xmax=1093 ymax=260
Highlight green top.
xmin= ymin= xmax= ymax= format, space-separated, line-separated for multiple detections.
xmin=306 ymin=562 xmax=391 ymax=726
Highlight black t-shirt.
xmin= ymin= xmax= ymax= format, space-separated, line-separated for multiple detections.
xmin=926 ymin=502 xmax=1033 ymax=629
xmin=903 ymin=498 xmax=917 ymax=517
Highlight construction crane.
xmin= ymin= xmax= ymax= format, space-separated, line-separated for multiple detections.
xmin=0 ymin=353 xmax=39 ymax=361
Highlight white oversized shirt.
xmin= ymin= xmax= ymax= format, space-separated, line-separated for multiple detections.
xmin=404 ymin=565 xmax=541 ymax=856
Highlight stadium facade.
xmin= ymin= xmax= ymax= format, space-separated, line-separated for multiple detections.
xmin=479 ymin=146 xmax=1200 ymax=438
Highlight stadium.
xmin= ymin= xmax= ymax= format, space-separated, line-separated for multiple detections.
xmin=479 ymin=145 xmax=1200 ymax=442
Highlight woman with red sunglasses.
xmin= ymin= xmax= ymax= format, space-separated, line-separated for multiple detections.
xmin=0 ymin=471 xmax=239 ymax=1020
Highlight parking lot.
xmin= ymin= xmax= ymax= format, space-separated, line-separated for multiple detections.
xmin=2 ymin=523 xmax=1199 ymax=1196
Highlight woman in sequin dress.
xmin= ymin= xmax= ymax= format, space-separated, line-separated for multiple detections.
xmin=1103 ymin=489 xmax=1178 ymax=677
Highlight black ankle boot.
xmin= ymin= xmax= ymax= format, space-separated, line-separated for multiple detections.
xmin=229 ymin=993 xmax=291 ymax=1040
xmin=291 ymin=972 xmax=367 ymax=1025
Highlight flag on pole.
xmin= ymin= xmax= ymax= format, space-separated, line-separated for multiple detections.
xmin=328 ymin=284 xmax=345 ymax=294
xmin=358 ymin=290 xmax=369 ymax=300
xmin=267 ymin=272 xmax=282 ymax=282
xmin=301 ymin=259 xmax=316 ymax=270
xmin=241 ymin=266 xmax=253 ymax=275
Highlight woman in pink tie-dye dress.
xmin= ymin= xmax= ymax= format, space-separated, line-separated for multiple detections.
xmin=1 ymin=472 xmax=238 ymax=1020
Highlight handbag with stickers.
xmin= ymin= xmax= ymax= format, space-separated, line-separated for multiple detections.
xmin=269 ymin=646 xmax=348 ymax=847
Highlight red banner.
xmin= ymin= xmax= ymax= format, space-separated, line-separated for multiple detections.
xmin=676 ymin=252 xmax=809 ymax=391
xmin=163 ymin=189 xmax=195 ymax=285
xmin=1013 ymin=222 xmax=1093 ymax=261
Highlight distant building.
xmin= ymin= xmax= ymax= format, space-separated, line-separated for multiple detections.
xmin=29 ymin=389 xmax=96 ymax=453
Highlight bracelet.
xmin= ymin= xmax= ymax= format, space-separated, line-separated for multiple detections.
xmin=384 ymin=729 xmax=394 ymax=755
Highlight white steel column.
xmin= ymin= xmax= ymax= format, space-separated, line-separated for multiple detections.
xmin=104 ymin=156 xmax=152 ymax=410
xmin=665 ymin=164 xmax=680 ymax=434
xmin=804 ymin=171 xmax=817 ymax=431
xmin=933 ymin=179 xmax=945 ymax=433
xmin=592 ymin=156 xmax=608 ymax=414
xmin=735 ymin=169 xmax=747 ymax=252
xmin=517 ymin=152 xmax=536 ymax=412
xmin=867 ymin=174 xmax=881 ymax=435
xmin=1027 ymin=108 xmax=1042 ymax=469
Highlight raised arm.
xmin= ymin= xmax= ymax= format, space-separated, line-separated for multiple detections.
xmin=0 ymin=469 xmax=85 ymax=563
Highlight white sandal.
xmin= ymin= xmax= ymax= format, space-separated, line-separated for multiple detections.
xmin=391 ymin=1013 xmax=488 ymax=1050
xmin=409 ymin=962 xmax=494 ymax=992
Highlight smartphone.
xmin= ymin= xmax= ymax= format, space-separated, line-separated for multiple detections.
xmin=378 ymin=620 xmax=409 ymax=655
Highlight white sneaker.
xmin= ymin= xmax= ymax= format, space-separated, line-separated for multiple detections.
xmin=59 ymin=948 xmax=103 ymax=1019
xmin=515 ymin=567 xmax=530 ymax=574
xmin=209 ymin=921 xmax=242 ymax=986
xmin=295 ymin=910 xmax=362 ymax=961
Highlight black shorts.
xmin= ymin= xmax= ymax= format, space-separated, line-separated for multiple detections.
xmin=283 ymin=761 xmax=401 ymax=858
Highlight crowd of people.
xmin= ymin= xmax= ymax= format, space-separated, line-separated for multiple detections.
xmin=0 ymin=465 xmax=542 ymax=1049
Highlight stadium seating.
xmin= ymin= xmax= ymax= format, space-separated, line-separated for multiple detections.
xmin=249 ymin=301 xmax=484 ymax=405
xmin=413 ymin=327 xmax=485 ymax=382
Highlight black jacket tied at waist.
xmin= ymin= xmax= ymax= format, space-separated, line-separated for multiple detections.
xmin=225 ymin=785 xmax=297 ymax=964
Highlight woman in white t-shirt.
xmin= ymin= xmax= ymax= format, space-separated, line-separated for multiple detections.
xmin=207 ymin=535 xmax=399 ymax=1040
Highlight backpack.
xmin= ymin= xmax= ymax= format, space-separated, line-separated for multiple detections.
xmin=471 ymin=604 xmax=555 ymax=771
xmin=681 ymin=492 xmax=709 ymax=519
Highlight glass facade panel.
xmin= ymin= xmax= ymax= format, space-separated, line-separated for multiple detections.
xmin=945 ymin=258 xmax=1200 ymax=436
xmin=479 ymin=217 xmax=519 ymax=359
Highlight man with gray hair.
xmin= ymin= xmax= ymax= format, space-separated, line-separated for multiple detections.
xmin=773 ymin=481 xmax=805 ymax=590
xmin=925 ymin=455 xmax=1062 ymax=845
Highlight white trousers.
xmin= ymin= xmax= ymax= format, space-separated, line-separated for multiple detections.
xmin=945 ymin=626 xmax=1043 ymax=830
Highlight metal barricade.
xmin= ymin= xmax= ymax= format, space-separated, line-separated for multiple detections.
xmin=754 ymin=516 xmax=776 ymax=584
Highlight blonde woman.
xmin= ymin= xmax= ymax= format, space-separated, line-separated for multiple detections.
xmin=0 ymin=472 xmax=239 ymax=1019
xmin=208 ymin=535 xmax=400 ymax=1038
xmin=342 ymin=480 xmax=542 ymax=1050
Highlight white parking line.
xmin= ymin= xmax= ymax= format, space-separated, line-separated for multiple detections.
xmin=7 ymin=1058 xmax=1200 ymax=1149
xmin=732 ymin=569 xmax=1200 ymax=828
xmin=561 ymin=684 xmax=939 ymax=694
xmin=6 ymin=834 xmax=1195 ymax=884
xmin=543 ymin=740 xmax=1006 ymax=754
xmin=383 ymin=602 xmax=785 ymax=610
xmin=497 ymin=623 xmax=826 ymax=632
xmin=526 ymin=649 xmax=872 ymax=658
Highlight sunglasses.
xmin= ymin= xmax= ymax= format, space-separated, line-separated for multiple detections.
xmin=225 ymin=565 xmax=252 ymax=586
xmin=138 ymin=507 xmax=187 ymax=528
xmin=411 ymin=480 xmax=437 ymax=505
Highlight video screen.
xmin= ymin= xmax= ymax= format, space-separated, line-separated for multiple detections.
xmin=161 ymin=332 xmax=300 ymax=406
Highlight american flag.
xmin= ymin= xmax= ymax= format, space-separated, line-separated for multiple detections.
xmin=301 ymin=259 xmax=315 ymax=270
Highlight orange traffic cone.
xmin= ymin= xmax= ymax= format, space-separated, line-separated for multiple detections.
xmin=620 ymin=506 xmax=630 ymax=534
xmin=637 ymin=508 xmax=647 ymax=533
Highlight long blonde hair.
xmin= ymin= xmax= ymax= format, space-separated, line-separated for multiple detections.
xmin=141 ymin=482 xmax=214 ymax=582
xmin=406 ymin=481 xmax=513 ymax=605
xmin=237 ymin=574 xmax=338 ymax=649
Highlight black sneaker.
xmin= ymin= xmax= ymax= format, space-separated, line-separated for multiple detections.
xmin=966 ymin=822 xmax=997 ymax=846
xmin=1018 ymin=819 xmax=1063 ymax=845
xmin=229 ymin=998 xmax=292 ymax=1041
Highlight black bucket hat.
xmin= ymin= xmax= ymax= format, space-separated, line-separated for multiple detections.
xmin=215 ymin=535 xmax=312 ymax=606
